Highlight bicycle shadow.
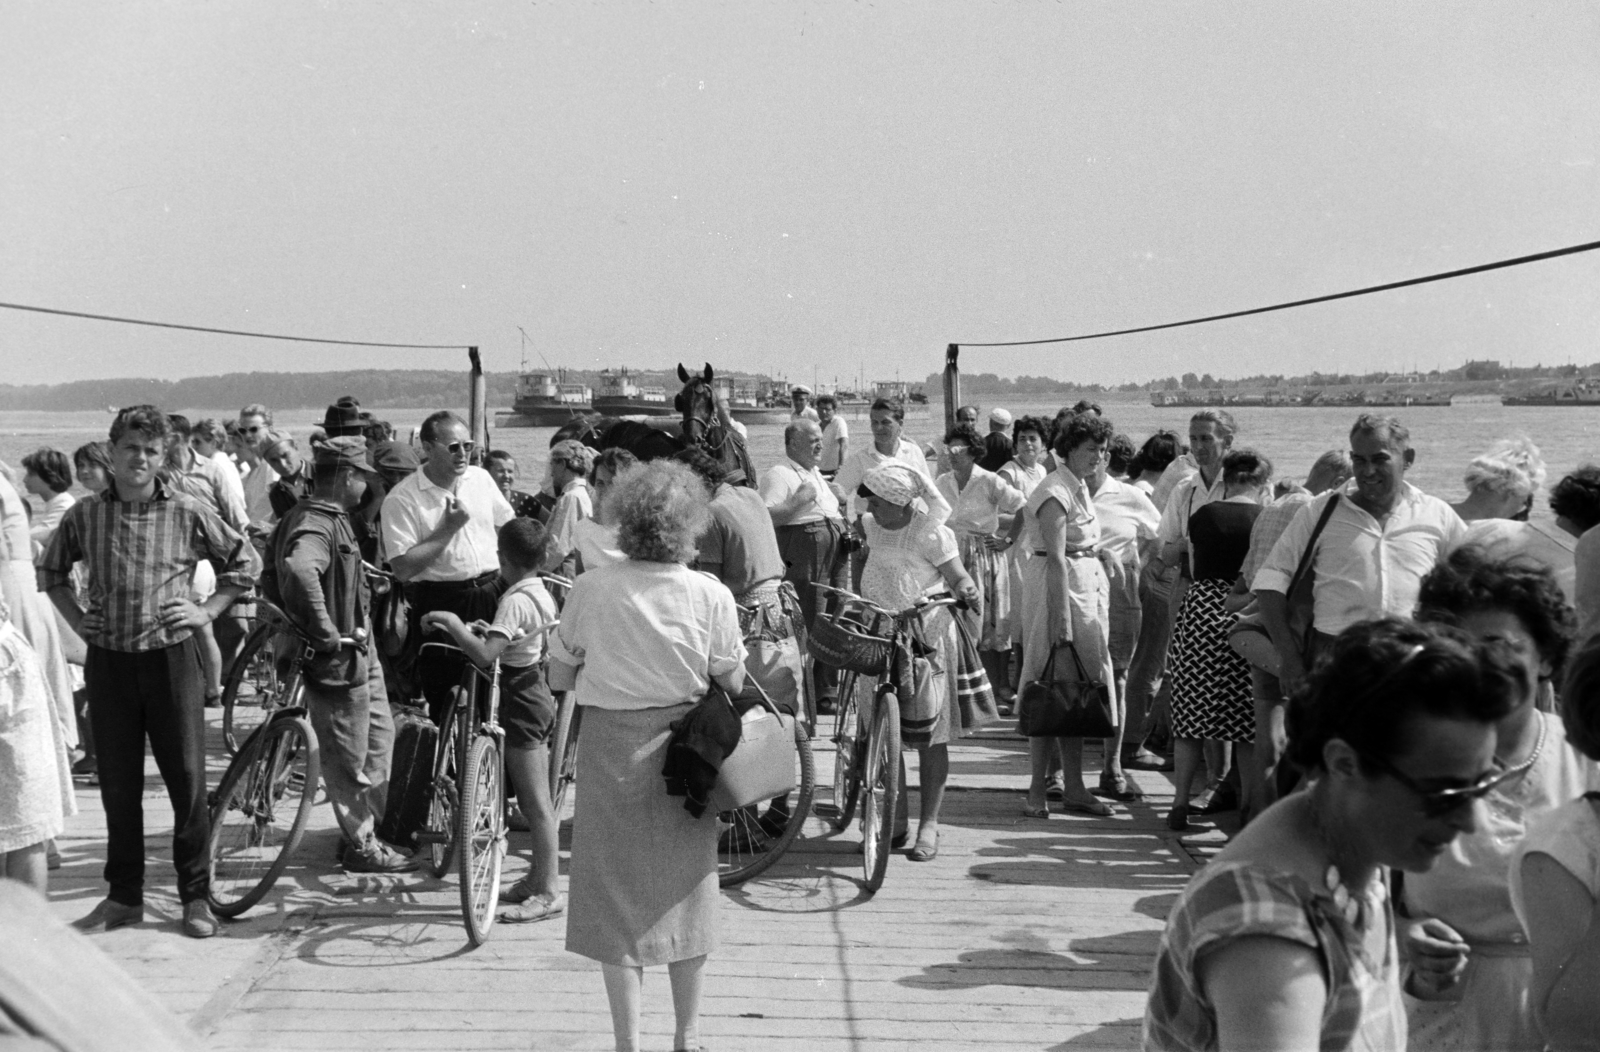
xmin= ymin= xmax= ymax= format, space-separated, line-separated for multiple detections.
xmin=966 ymin=833 xmax=1193 ymax=895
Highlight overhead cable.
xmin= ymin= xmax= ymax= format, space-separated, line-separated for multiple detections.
xmin=0 ymin=299 xmax=467 ymax=349
xmin=957 ymin=237 xmax=1600 ymax=348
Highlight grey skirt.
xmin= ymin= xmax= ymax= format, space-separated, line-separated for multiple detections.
xmin=565 ymin=702 xmax=720 ymax=967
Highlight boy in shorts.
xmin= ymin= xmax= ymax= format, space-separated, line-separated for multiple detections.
xmin=421 ymin=517 xmax=563 ymax=922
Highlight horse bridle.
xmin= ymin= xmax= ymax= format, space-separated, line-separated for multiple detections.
xmin=676 ymin=379 xmax=729 ymax=456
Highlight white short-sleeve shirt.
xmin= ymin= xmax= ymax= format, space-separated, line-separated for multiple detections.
xmin=380 ymin=465 xmax=513 ymax=581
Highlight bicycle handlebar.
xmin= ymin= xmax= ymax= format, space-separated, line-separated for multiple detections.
xmin=813 ymin=583 xmax=965 ymax=623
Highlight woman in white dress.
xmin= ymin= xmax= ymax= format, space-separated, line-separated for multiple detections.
xmin=935 ymin=424 xmax=1025 ymax=705
xmin=0 ymin=597 xmax=72 ymax=892
xmin=857 ymin=462 xmax=981 ymax=862
xmin=994 ymin=416 xmax=1051 ymax=704
xmin=1402 ymin=547 xmax=1599 ymax=1050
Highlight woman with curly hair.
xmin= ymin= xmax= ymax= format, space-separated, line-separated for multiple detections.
xmin=1453 ymin=436 xmax=1546 ymax=523
xmin=548 ymin=460 xmax=746 ymax=1052
xmin=1145 ymin=618 xmax=1521 ymax=1051
xmin=1466 ymin=460 xmax=1597 ymax=612
xmin=1399 ymin=547 xmax=1598 ymax=1050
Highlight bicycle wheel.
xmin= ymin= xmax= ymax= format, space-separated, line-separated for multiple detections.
xmin=548 ymin=694 xmax=581 ymax=819
xmin=457 ymin=733 xmax=505 ymax=946
xmin=718 ymin=719 xmax=815 ymax=887
xmin=859 ymin=685 xmax=901 ymax=894
xmin=425 ymin=692 xmax=464 ymax=878
xmin=221 ymin=618 xmax=290 ymax=757
xmin=830 ymin=671 xmax=862 ymax=829
xmin=207 ymin=714 xmax=321 ymax=917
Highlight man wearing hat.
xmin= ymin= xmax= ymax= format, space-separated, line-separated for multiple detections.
xmin=270 ymin=435 xmax=416 ymax=873
xmin=322 ymin=396 xmax=372 ymax=439
xmin=988 ymin=408 xmax=1013 ymax=434
xmin=790 ymin=385 xmax=820 ymax=424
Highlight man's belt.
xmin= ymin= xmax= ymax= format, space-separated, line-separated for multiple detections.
xmin=1033 ymin=547 xmax=1098 ymax=559
xmin=776 ymin=519 xmax=843 ymax=534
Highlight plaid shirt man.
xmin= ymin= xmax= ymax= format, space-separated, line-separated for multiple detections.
xmin=39 ymin=476 xmax=259 ymax=652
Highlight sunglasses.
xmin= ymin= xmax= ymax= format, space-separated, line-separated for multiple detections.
xmin=434 ymin=440 xmax=476 ymax=456
xmin=1357 ymin=750 xmax=1512 ymax=817
xmin=945 ymin=445 xmax=972 ymax=457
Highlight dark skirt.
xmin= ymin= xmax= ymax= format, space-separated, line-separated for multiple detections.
xmin=565 ymin=702 xmax=720 ymax=967
xmin=1166 ymin=578 xmax=1254 ymax=742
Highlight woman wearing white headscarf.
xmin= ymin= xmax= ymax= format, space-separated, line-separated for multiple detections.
xmin=857 ymin=462 xmax=981 ymax=863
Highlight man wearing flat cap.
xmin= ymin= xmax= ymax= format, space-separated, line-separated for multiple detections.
xmin=270 ymin=435 xmax=416 ymax=873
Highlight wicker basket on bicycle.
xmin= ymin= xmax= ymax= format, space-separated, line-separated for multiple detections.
xmin=809 ymin=596 xmax=892 ymax=676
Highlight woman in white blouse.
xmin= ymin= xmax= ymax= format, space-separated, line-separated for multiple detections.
xmin=548 ymin=461 xmax=746 ymax=1052
xmin=935 ymin=424 xmax=1025 ymax=704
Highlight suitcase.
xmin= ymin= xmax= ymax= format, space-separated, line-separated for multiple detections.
xmin=377 ymin=704 xmax=438 ymax=849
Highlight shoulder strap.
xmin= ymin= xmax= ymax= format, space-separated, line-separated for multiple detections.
xmin=1287 ymin=494 xmax=1340 ymax=593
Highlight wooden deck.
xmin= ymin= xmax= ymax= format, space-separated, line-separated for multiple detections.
xmin=43 ymin=716 xmax=1226 ymax=1050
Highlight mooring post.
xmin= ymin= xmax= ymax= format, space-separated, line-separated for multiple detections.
xmin=467 ymin=346 xmax=488 ymax=465
xmin=942 ymin=343 xmax=960 ymax=436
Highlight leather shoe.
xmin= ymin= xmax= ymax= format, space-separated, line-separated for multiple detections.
xmin=183 ymin=901 xmax=219 ymax=939
xmin=1166 ymin=805 xmax=1193 ymax=832
xmin=343 ymin=842 xmax=421 ymax=874
xmin=72 ymin=898 xmax=144 ymax=932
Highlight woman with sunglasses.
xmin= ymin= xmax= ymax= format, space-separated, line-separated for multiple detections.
xmin=1403 ymin=547 xmax=1593 ymax=1051
xmin=1145 ymin=617 xmax=1520 ymax=1051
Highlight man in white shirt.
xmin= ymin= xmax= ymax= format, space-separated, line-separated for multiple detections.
xmin=382 ymin=410 xmax=514 ymax=721
xmin=761 ymin=420 xmax=847 ymax=709
xmin=815 ymin=394 xmax=849 ymax=479
xmin=237 ymin=402 xmax=277 ymax=528
xmin=1254 ymin=414 xmax=1466 ymax=695
xmin=789 ymin=385 xmax=820 ymax=424
xmin=834 ymin=400 xmax=950 ymax=522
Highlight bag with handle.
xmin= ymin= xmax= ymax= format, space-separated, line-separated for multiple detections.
xmin=709 ymin=679 xmax=798 ymax=812
xmin=1017 ymin=642 xmax=1116 ymax=739
xmin=1228 ymin=494 xmax=1341 ymax=674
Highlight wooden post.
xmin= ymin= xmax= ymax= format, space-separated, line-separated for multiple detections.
xmin=467 ymin=346 xmax=488 ymax=465
xmin=942 ymin=344 xmax=960 ymax=436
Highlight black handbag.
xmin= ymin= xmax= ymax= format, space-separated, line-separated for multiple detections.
xmin=1018 ymin=643 xmax=1117 ymax=739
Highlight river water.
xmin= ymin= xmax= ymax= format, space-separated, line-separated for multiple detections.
xmin=4 ymin=398 xmax=1598 ymax=525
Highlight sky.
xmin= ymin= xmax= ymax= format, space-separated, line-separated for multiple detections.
xmin=3 ymin=1 xmax=1597 ymax=388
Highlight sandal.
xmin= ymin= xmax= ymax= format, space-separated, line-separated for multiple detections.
xmin=1059 ymin=797 xmax=1113 ymax=818
xmin=1021 ymin=803 xmax=1051 ymax=819
xmin=499 ymin=893 xmax=566 ymax=924
xmin=908 ymin=835 xmax=939 ymax=862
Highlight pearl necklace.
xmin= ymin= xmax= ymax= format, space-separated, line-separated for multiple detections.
xmin=1323 ymin=862 xmax=1387 ymax=927
xmin=1496 ymin=710 xmax=1548 ymax=782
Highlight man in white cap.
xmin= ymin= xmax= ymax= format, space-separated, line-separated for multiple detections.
xmin=988 ymin=408 xmax=1013 ymax=434
xmin=789 ymin=385 xmax=820 ymax=423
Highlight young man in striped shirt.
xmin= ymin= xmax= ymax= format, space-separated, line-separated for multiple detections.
xmin=40 ymin=405 xmax=261 ymax=939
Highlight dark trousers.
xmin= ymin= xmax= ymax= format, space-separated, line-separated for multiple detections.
xmin=408 ymin=573 xmax=506 ymax=727
xmin=85 ymin=637 xmax=210 ymax=906
xmin=776 ymin=520 xmax=847 ymax=700
xmin=304 ymin=649 xmax=394 ymax=847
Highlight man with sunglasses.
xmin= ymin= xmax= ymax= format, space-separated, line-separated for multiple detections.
xmin=236 ymin=403 xmax=277 ymax=528
xmin=381 ymin=410 xmax=513 ymax=723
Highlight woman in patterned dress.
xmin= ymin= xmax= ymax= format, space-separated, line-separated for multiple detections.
xmin=1145 ymin=618 xmax=1520 ymax=1051
xmin=1164 ymin=449 xmax=1269 ymax=831
xmin=935 ymin=424 xmax=1025 ymax=710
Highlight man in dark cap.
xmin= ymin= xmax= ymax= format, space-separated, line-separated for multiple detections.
xmin=269 ymin=435 xmax=416 ymax=873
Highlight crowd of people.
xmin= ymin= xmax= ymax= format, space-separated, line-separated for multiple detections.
xmin=6 ymin=385 xmax=1600 ymax=1051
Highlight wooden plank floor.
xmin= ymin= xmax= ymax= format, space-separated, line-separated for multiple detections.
xmin=44 ymin=715 xmax=1230 ymax=1050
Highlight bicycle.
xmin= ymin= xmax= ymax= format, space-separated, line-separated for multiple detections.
xmin=415 ymin=619 xmax=558 ymax=947
xmin=205 ymin=630 xmax=355 ymax=917
xmin=812 ymin=584 xmax=961 ymax=892
xmin=533 ymin=574 xmax=584 ymax=821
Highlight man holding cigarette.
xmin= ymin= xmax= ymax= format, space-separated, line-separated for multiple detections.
xmin=381 ymin=411 xmax=513 ymax=724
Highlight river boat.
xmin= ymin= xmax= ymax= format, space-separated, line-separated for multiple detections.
xmin=841 ymin=380 xmax=929 ymax=418
xmin=1149 ymin=386 xmax=1450 ymax=408
xmin=715 ymin=378 xmax=791 ymax=426
xmin=496 ymin=369 xmax=593 ymax=427
xmin=1501 ymin=379 xmax=1600 ymax=406
xmin=591 ymin=368 xmax=675 ymax=417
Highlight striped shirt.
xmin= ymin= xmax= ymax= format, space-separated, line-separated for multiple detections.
xmin=1144 ymin=860 xmax=1404 ymax=1052
xmin=38 ymin=477 xmax=260 ymax=653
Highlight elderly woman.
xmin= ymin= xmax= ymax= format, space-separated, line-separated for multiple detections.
xmin=1145 ymin=619 xmax=1521 ymax=1051
xmin=935 ymin=423 xmax=1025 ymax=706
xmin=568 ymin=448 xmax=637 ymax=575
xmin=1468 ymin=463 xmax=1600 ymax=619
xmin=1453 ymin=436 xmax=1546 ymax=523
xmin=1513 ymin=639 xmax=1600 ymax=1051
xmin=857 ymin=462 xmax=982 ymax=862
xmin=1164 ymin=449 xmax=1270 ymax=830
xmin=1400 ymin=548 xmax=1597 ymax=1051
xmin=1019 ymin=413 xmax=1120 ymax=818
xmin=548 ymin=461 xmax=746 ymax=1052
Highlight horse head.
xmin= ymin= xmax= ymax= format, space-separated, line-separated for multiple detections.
xmin=674 ymin=362 xmax=717 ymax=446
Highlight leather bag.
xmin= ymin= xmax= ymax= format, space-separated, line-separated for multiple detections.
xmin=709 ymin=681 xmax=798 ymax=812
xmin=1017 ymin=642 xmax=1116 ymax=739
xmin=1228 ymin=495 xmax=1340 ymax=675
